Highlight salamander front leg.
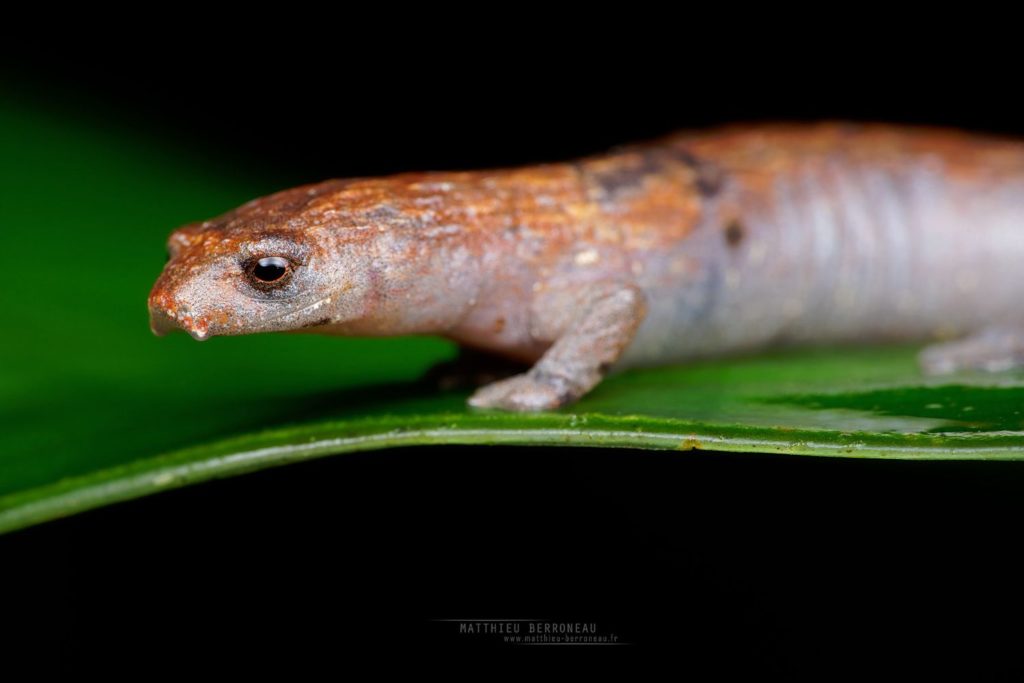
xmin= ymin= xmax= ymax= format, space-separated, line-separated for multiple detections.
xmin=919 ymin=326 xmax=1024 ymax=375
xmin=468 ymin=284 xmax=646 ymax=411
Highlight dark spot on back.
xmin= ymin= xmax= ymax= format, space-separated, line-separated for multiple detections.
xmin=670 ymin=148 xmax=725 ymax=198
xmin=587 ymin=149 xmax=668 ymax=198
xmin=724 ymin=220 xmax=745 ymax=247
xmin=587 ymin=146 xmax=726 ymax=200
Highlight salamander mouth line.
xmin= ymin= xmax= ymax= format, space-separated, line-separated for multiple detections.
xmin=260 ymin=295 xmax=334 ymax=326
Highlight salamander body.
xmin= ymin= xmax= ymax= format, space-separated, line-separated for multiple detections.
xmin=148 ymin=123 xmax=1024 ymax=410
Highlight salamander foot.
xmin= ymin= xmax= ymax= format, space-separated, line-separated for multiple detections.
xmin=467 ymin=371 xmax=574 ymax=411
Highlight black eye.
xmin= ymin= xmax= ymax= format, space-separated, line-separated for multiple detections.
xmin=250 ymin=256 xmax=291 ymax=284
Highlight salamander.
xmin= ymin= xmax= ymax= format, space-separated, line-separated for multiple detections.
xmin=148 ymin=122 xmax=1024 ymax=410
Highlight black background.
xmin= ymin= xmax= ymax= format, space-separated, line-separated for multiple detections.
xmin=4 ymin=28 xmax=1024 ymax=673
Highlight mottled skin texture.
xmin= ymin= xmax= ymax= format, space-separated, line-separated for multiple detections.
xmin=148 ymin=123 xmax=1024 ymax=410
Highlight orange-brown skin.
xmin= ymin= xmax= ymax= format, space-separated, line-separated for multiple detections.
xmin=149 ymin=123 xmax=1024 ymax=410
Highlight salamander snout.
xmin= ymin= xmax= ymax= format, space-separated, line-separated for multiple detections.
xmin=148 ymin=289 xmax=211 ymax=341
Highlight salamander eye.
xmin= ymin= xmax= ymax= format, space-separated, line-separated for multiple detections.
xmin=247 ymin=256 xmax=293 ymax=287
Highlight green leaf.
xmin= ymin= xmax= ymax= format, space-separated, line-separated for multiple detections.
xmin=2 ymin=94 xmax=1024 ymax=536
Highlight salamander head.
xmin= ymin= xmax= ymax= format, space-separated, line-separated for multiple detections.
xmin=148 ymin=182 xmax=373 ymax=340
